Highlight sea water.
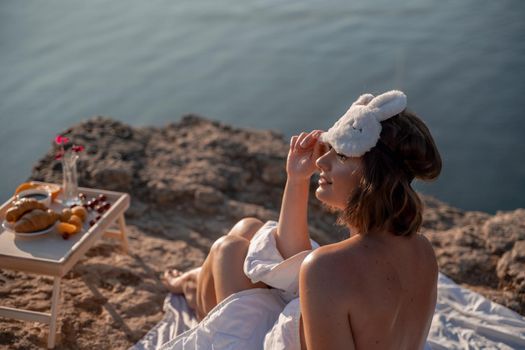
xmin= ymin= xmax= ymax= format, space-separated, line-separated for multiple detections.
xmin=0 ymin=0 xmax=524 ymax=213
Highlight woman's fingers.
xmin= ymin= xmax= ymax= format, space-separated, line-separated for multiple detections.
xmin=299 ymin=130 xmax=324 ymax=149
xmin=291 ymin=130 xmax=325 ymax=153
xmin=290 ymin=135 xmax=298 ymax=150
xmin=299 ymin=132 xmax=311 ymax=148
xmin=295 ymin=132 xmax=308 ymax=151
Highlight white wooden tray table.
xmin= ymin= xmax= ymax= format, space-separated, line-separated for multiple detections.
xmin=0 ymin=182 xmax=130 ymax=348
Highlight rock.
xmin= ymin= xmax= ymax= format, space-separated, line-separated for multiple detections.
xmin=225 ymin=199 xmax=278 ymax=222
xmin=497 ymin=240 xmax=525 ymax=294
xmin=421 ymin=195 xmax=491 ymax=231
xmin=91 ymin=160 xmax=134 ymax=191
xmin=261 ymin=158 xmax=286 ymax=185
xmin=147 ymin=180 xmax=177 ymax=205
xmin=6 ymin=114 xmax=520 ymax=349
xmin=194 ymin=186 xmax=225 ymax=213
xmin=423 ymin=209 xmax=525 ymax=314
xmin=482 ymin=209 xmax=525 ymax=255
xmin=126 ymin=199 xmax=148 ymax=219
xmin=428 ymin=226 xmax=499 ymax=288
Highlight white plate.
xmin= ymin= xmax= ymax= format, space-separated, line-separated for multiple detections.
xmin=2 ymin=220 xmax=56 ymax=237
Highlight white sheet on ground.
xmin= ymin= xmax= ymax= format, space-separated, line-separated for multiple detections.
xmin=131 ymin=221 xmax=525 ymax=350
xmin=427 ymin=273 xmax=525 ymax=350
xmin=156 ymin=288 xmax=285 ymax=350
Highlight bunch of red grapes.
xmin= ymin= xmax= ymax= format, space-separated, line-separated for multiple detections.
xmin=77 ymin=193 xmax=112 ymax=226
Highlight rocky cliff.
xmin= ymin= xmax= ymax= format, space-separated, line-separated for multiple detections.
xmin=0 ymin=116 xmax=523 ymax=349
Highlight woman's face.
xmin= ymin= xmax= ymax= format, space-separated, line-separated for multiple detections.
xmin=314 ymin=142 xmax=363 ymax=210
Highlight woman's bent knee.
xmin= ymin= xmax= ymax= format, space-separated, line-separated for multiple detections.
xmin=213 ymin=235 xmax=249 ymax=257
xmin=228 ymin=217 xmax=264 ymax=241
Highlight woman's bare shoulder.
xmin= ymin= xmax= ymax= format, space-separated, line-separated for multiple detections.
xmin=303 ymin=239 xmax=359 ymax=267
xmin=301 ymin=233 xmax=437 ymax=296
xmin=301 ymin=239 xmax=369 ymax=294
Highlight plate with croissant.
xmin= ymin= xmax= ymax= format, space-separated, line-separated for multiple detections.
xmin=3 ymin=198 xmax=59 ymax=237
xmin=2 ymin=219 xmax=57 ymax=237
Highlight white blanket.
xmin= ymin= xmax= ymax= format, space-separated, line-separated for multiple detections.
xmin=156 ymin=288 xmax=285 ymax=350
xmin=132 ymin=278 xmax=525 ymax=350
xmin=427 ymin=274 xmax=525 ymax=349
xmin=132 ymin=221 xmax=525 ymax=349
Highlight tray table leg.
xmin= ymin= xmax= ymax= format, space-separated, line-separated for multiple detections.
xmin=118 ymin=214 xmax=129 ymax=254
xmin=47 ymin=277 xmax=61 ymax=349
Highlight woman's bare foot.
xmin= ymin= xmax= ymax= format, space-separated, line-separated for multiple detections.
xmin=162 ymin=267 xmax=202 ymax=316
xmin=162 ymin=269 xmax=186 ymax=294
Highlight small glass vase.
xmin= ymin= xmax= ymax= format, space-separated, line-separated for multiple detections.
xmin=61 ymin=153 xmax=81 ymax=206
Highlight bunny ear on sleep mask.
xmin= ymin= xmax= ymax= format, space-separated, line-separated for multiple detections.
xmin=319 ymin=90 xmax=407 ymax=157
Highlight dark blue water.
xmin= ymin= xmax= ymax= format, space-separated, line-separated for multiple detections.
xmin=1 ymin=0 xmax=524 ymax=213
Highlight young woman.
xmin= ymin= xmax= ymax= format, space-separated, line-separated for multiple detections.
xmin=162 ymin=90 xmax=442 ymax=349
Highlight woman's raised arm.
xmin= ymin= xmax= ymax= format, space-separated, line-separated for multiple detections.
xmin=275 ymin=130 xmax=324 ymax=259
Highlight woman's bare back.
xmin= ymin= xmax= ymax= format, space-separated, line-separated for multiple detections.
xmin=300 ymin=232 xmax=438 ymax=349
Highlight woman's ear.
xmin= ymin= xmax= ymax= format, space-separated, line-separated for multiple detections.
xmin=367 ymin=90 xmax=407 ymax=121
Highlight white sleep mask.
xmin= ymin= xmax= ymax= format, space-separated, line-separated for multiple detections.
xmin=320 ymin=90 xmax=407 ymax=157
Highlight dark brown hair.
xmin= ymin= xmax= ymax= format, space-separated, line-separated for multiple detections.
xmin=337 ymin=109 xmax=442 ymax=236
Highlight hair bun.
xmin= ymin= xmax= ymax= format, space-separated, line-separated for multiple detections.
xmin=405 ymin=157 xmax=441 ymax=181
xmin=381 ymin=110 xmax=442 ymax=182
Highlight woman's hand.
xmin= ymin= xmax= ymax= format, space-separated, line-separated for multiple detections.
xmin=278 ymin=130 xmax=324 ymax=258
xmin=287 ymin=130 xmax=325 ymax=182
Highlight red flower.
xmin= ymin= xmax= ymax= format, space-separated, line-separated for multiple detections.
xmin=72 ymin=145 xmax=85 ymax=153
xmin=54 ymin=149 xmax=64 ymax=160
xmin=53 ymin=133 xmax=85 ymax=161
xmin=55 ymin=135 xmax=70 ymax=145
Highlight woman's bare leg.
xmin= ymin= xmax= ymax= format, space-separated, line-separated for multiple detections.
xmin=196 ymin=218 xmax=267 ymax=317
xmin=227 ymin=217 xmax=266 ymax=241
xmin=163 ymin=217 xmax=267 ymax=320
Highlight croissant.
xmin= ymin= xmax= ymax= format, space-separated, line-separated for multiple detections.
xmin=5 ymin=198 xmax=46 ymax=223
xmin=14 ymin=209 xmax=58 ymax=233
